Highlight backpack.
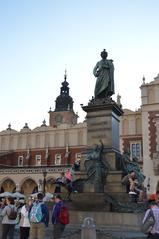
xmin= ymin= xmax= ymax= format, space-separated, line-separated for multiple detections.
xmin=59 ymin=205 xmax=69 ymax=225
xmin=141 ymin=209 xmax=155 ymax=234
xmin=7 ymin=206 xmax=17 ymax=220
xmin=29 ymin=202 xmax=43 ymax=223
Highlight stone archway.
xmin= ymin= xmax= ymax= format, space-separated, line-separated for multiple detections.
xmin=21 ymin=178 xmax=38 ymax=195
xmin=0 ymin=178 xmax=16 ymax=193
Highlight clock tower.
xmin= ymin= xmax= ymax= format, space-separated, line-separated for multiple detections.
xmin=49 ymin=71 xmax=78 ymax=127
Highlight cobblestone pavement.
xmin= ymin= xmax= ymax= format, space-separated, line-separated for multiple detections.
xmin=0 ymin=224 xmax=147 ymax=239
xmin=12 ymin=227 xmax=147 ymax=239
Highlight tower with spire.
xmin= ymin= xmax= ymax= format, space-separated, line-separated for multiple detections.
xmin=49 ymin=71 xmax=78 ymax=127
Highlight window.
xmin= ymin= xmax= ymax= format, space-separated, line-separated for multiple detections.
xmin=55 ymin=154 xmax=61 ymax=165
xmin=18 ymin=156 xmax=24 ymax=166
xmin=75 ymin=153 xmax=81 ymax=161
xmin=35 ymin=155 xmax=41 ymax=166
xmin=130 ymin=142 xmax=141 ymax=160
xmin=55 ymin=114 xmax=62 ymax=123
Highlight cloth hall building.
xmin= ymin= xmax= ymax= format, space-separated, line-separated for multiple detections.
xmin=0 ymin=73 xmax=159 ymax=195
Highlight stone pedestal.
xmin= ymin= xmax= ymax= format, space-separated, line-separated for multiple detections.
xmin=82 ymin=98 xmax=123 ymax=152
xmin=75 ymin=170 xmax=126 ymax=195
xmin=82 ymin=99 xmax=123 ymax=172
xmin=70 ymin=193 xmax=111 ymax=211
xmin=71 ymin=98 xmax=127 ymax=216
xmin=76 ymin=99 xmax=124 ymax=196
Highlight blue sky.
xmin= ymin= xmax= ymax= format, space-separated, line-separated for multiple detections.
xmin=0 ymin=0 xmax=159 ymax=131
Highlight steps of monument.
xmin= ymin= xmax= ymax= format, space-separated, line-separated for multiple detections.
xmin=69 ymin=223 xmax=145 ymax=232
xmin=69 ymin=211 xmax=145 ymax=231
xmin=107 ymin=191 xmax=131 ymax=201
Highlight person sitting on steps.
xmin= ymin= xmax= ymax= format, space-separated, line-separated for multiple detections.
xmin=54 ymin=170 xmax=77 ymax=196
xmin=122 ymin=170 xmax=145 ymax=202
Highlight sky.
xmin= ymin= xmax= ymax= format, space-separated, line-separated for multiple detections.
xmin=0 ymin=0 xmax=159 ymax=131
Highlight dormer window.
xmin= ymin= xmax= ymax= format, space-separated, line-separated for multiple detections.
xmin=36 ymin=155 xmax=41 ymax=166
xmin=55 ymin=154 xmax=61 ymax=165
xmin=18 ymin=156 xmax=24 ymax=167
xmin=75 ymin=153 xmax=81 ymax=161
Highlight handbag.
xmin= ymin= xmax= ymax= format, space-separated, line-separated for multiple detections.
xmin=141 ymin=209 xmax=155 ymax=234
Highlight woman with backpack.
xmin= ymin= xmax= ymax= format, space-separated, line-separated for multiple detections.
xmin=52 ymin=194 xmax=69 ymax=239
xmin=19 ymin=197 xmax=33 ymax=239
xmin=1 ymin=196 xmax=17 ymax=239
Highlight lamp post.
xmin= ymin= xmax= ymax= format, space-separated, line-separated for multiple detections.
xmin=147 ymin=177 xmax=150 ymax=192
xmin=43 ymin=169 xmax=47 ymax=196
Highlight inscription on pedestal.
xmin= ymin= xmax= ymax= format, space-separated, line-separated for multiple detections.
xmin=92 ymin=135 xmax=106 ymax=139
xmin=87 ymin=117 xmax=112 ymax=146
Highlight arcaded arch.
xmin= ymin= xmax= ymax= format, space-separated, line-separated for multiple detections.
xmin=0 ymin=178 xmax=16 ymax=193
xmin=21 ymin=178 xmax=38 ymax=195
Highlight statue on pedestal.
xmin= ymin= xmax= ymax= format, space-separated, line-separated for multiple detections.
xmin=93 ymin=49 xmax=114 ymax=99
xmin=122 ymin=150 xmax=145 ymax=185
xmin=84 ymin=140 xmax=108 ymax=192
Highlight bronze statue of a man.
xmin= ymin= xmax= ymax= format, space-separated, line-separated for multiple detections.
xmin=93 ymin=49 xmax=114 ymax=99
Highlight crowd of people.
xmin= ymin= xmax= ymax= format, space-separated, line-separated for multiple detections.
xmin=1 ymin=167 xmax=159 ymax=239
xmin=0 ymin=166 xmax=80 ymax=239
xmin=0 ymin=192 xmax=68 ymax=239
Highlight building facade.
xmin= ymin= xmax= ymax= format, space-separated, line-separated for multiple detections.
xmin=0 ymin=73 xmax=87 ymax=194
xmin=1 ymin=72 xmax=159 ymax=195
xmin=120 ymin=74 xmax=159 ymax=193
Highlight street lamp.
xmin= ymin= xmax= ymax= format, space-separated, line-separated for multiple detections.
xmin=43 ymin=169 xmax=47 ymax=196
xmin=147 ymin=177 xmax=150 ymax=191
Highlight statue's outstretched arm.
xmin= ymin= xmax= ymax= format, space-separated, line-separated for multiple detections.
xmin=93 ymin=62 xmax=99 ymax=77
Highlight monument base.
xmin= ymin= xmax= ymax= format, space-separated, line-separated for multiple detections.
xmin=82 ymin=98 xmax=123 ymax=151
xmin=75 ymin=170 xmax=126 ymax=196
xmin=68 ymin=209 xmax=144 ymax=232
xmin=70 ymin=193 xmax=111 ymax=211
